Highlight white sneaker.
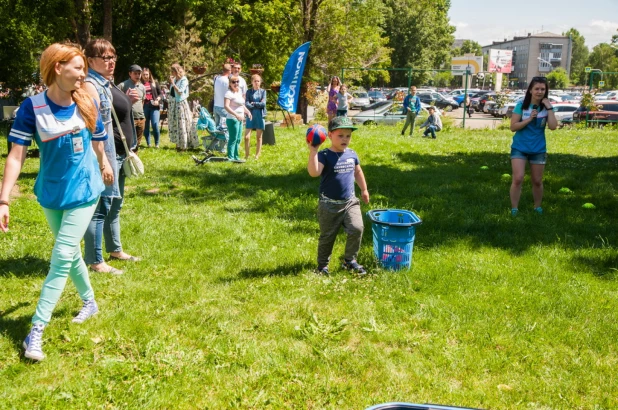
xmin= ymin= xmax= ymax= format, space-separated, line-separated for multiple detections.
xmin=72 ymin=299 xmax=99 ymax=324
xmin=23 ymin=323 xmax=45 ymax=361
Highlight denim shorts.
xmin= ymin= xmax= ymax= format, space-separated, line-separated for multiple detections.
xmin=510 ymin=148 xmax=547 ymax=165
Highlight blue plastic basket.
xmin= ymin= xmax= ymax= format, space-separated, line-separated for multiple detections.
xmin=367 ymin=209 xmax=422 ymax=270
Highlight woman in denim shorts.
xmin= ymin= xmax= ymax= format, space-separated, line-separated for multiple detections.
xmin=509 ymin=77 xmax=557 ymax=216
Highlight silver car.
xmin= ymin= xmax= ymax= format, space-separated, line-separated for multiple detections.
xmin=350 ymin=92 xmax=371 ymax=109
xmin=351 ymin=101 xmax=433 ymax=126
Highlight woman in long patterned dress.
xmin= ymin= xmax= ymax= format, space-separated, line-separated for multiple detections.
xmin=168 ymin=63 xmax=198 ymax=151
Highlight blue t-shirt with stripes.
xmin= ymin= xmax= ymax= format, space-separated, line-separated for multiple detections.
xmin=9 ymin=93 xmax=107 ymax=209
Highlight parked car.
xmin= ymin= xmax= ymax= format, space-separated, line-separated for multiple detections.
xmin=573 ymin=101 xmax=618 ymax=125
xmin=594 ymin=92 xmax=611 ymax=101
xmin=550 ymin=103 xmax=579 ymax=122
xmin=350 ymin=92 xmax=371 ymax=109
xmin=501 ymin=97 xmax=524 ymax=118
xmin=351 ymin=100 xmax=433 ymax=126
xmin=367 ymin=90 xmax=387 ymax=103
xmin=603 ymin=90 xmax=618 ymax=100
xmin=417 ymin=92 xmax=459 ymax=111
xmin=479 ymin=92 xmax=497 ymax=112
xmin=448 ymin=88 xmax=480 ymax=97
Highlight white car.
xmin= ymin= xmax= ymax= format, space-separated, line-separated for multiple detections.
xmin=550 ymin=103 xmax=579 ymax=122
xmin=603 ymin=90 xmax=618 ymax=101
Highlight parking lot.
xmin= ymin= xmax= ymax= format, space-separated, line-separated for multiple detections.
xmin=446 ymin=110 xmax=505 ymax=129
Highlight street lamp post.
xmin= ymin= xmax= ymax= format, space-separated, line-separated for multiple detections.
xmin=537 ymin=57 xmax=553 ymax=74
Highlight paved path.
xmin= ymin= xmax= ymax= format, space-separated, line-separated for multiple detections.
xmin=446 ymin=110 xmax=505 ymax=130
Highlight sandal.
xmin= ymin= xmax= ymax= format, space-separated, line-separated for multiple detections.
xmin=89 ymin=265 xmax=124 ymax=275
xmin=109 ymin=255 xmax=142 ymax=262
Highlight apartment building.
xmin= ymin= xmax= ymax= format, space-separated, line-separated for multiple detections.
xmin=482 ymin=32 xmax=573 ymax=89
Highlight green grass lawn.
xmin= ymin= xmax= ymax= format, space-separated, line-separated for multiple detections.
xmin=1 ymin=123 xmax=617 ymax=409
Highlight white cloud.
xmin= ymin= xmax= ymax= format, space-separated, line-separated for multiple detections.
xmin=590 ymin=20 xmax=618 ymax=32
xmin=453 ymin=21 xmax=469 ymax=29
xmin=580 ymin=20 xmax=618 ymax=48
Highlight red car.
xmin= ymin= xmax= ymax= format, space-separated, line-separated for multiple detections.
xmin=573 ymin=101 xmax=618 ymax=125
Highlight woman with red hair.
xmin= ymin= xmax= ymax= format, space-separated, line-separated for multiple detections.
xmin=0 ymin=43 xmax=112 ymax=361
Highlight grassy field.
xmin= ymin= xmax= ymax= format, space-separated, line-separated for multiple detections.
xmin=1 ymin=123 xmax=617 ymax=409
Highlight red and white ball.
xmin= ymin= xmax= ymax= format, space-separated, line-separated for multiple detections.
xmin=306 ymin=124 xmax=328 ymax=147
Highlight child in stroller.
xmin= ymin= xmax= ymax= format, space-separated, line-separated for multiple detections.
xmin=192 ymin=107 xmax=229 ymax=164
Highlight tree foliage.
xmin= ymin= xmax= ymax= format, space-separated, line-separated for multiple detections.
xmin=587 ymin=43 xmax=618 ymax=89
xmin=1 ymin=0 xmax=456 ymax=107
xmin=452 ymin=39 xmax=482 ymax=57
xmin=546 ymin=67 xmax=569 ymax=89
xmin=564 ymin=28 xmax=589 ymax=86
xmin=382 ymin=0 xmax=455 ymax=86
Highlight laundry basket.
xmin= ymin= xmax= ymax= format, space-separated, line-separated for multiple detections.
xmin=367 ymin=209 xmax=422 ymax=270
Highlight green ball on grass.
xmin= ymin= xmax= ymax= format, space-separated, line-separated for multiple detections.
xmin=480 ymin=166 xmax=489 ymax=170
xmin=582 ymin=203 xmax=596 ymax=209
xmin=558 ymin=187 xmax=573 ymax=194
xmin=501 ymin=173 xmax=511 ymax=179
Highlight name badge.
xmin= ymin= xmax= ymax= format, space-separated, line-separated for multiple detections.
xmin=72 ymin=136 xmax=84 ymax=154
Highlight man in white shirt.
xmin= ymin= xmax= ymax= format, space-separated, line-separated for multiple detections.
xmin=213 ymin=64 xmax=231 ymax=127
xmin=231 ymin=62 xmax=247 ymax=96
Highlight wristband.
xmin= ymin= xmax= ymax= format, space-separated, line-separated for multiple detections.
xmin=0 ymin=200 xmax=9 ymax=207
xmin=545 ymin=105 xmax=553 ymax=111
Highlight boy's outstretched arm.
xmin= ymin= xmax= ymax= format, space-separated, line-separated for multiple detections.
xmin=307 ymin=143 xmax=324 ymax=177
xmin=354 ymin=165 xmax=370 ymax=204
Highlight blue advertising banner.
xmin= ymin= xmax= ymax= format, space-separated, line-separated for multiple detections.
xmin=277 ymin=42 xmax=311 ymax=113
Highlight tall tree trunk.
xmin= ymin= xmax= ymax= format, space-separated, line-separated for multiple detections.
xmin=72 ymin=0 xmax=91 ymax=47
xmin=103 ymin=0 xmax=113 ymax=41
xmin=298 ymin=0 xmax=322 ymax=124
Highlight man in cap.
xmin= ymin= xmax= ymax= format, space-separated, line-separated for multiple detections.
xmin=118 ymin=64 xmax=146 ymax=151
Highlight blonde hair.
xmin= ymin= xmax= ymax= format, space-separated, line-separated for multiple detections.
xmin=251 ymin=74 xmax=262 ymax=83
xmin=40 ymin=43 xmax=97 ymax=132
xmin=171 ymin=63 xmax=185 ymax=77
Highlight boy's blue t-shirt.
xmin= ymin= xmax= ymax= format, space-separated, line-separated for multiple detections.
xmin=9 ymin=93 xmax=107 ymax=210
xmin=317 ymin=148 xmax=359 ymax=200
xmin=511 ymin=101 xmax=549 ymax=153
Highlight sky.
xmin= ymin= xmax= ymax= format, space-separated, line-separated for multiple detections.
xmin=449 ymin=0 xmax=618 ymax=49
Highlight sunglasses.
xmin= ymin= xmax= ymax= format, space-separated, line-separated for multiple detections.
xmin=230 ymin=80 xmax=239 ymax=84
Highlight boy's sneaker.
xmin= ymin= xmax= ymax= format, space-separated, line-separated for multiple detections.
xmin=342 ymin=259 xmax=367 ymax=275
xmin=511 ymin=208 xmax=518 ymax=217
xmin=23 ymin=323 xmax=45 ymax=361
xmin=316 ymin=266 xmax=330 ymax=275
xmin=534 ymin=207 xmax=543 ymax=215
xmin=72 ymin=299 xmax=99 ymax=324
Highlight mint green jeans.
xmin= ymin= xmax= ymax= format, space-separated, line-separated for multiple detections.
xmin=33 ymin=198 xmax=99 ymax=325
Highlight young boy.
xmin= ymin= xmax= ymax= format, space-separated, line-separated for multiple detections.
xmin=307 ymin=116 xmax=370 ymax=275
xmin=419 ymin=106 xmax=442 ymax=139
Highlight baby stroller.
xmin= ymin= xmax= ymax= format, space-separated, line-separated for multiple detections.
xmin=192 ymin=107 xmax=229 ymax=165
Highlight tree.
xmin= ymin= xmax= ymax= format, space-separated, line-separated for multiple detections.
xmin=564 ymin=28 xmax=589 ymax=85
xmin=433 ymin=71 xmax=453 ymax=87
xmin=0 ymin=0 xmax=74 ymax=94
xmin=546 ymin=68 xmax=569 ymax=89
xmin=452 ymin=39 xmax=482 ymax=57
xmin=383 ymin=0 xmax=455 ymax=86
xmin=587 ymin=43 xmax=618 ymax=89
